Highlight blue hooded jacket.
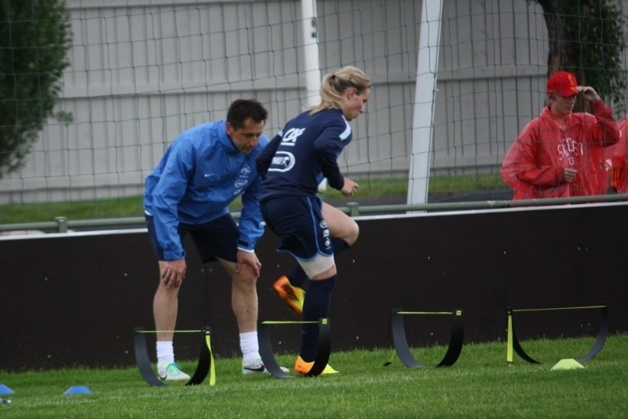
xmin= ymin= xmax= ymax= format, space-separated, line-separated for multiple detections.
xmin=144 ymin=120 xmax=268 ymax=260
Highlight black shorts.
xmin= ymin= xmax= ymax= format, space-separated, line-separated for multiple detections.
xmin=261 ymin=196 xmax=333 ymax=260
xmin=146 ymin=213 xmax=239 ymax=263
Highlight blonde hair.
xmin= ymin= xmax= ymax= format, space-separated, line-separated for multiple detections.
xmin=309 ymin=66 xmax=371 ymax=115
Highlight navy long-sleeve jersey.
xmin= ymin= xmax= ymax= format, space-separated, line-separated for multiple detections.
xmin=256 ymin=108 xmax=352 ymax=201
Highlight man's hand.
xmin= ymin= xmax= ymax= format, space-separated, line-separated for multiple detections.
xmin=236 ymin=250 xmax=262 ymax=278
xmin=159 ymin=259 xmax=186 ymax=288
xmin=563 ymin=167 xmax=577 ymax=183
xmin=578 ymin=86 xmax=601 ymax=103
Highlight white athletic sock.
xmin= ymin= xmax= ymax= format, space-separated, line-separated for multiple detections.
xmin=239 ymin=331 xmax=259 ymax=364
xmin=156 ymin=340 xmax=175 ymax=366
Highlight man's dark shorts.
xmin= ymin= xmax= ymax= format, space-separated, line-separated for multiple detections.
xmin=146 ymin=213 xmax=239 ymax=263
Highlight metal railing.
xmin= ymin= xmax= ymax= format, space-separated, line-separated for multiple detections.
xmin=1 ymin=193 xmax=628 ymax=235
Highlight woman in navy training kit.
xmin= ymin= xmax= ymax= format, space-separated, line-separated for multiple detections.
xmin=256 ymin=66 xmax=371 ymax=375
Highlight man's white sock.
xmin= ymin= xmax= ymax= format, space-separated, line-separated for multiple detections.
xmin=156 ymin=340 xmax=175 ymax=367
xmin=239 ymin=332 xmax=259 ymax=364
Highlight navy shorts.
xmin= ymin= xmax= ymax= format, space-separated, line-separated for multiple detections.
xmin=145 ymin=213 xmax=239 ymax=263
xmin=261 ymin=196 xmax=333 ymax=260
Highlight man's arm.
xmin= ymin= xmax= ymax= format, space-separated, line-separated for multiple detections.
xmin=235 ymin=175 xmax=264 ymax=277
xmin=151 ymin=143 xmax=192 ymax=260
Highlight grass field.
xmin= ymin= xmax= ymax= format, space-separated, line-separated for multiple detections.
xmin=0 ymin=174 xmax=506 ymax=224
xmin=1 ymin=334 xmax=626 ymax=418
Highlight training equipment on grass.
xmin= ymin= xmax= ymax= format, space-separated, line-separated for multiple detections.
xmin=134 ymin=327 xmax=215 ymax=387
xmin=384 ymin=308 xmax=464 ymax=368
xmin=551 ymin=358 xmax=585 ymax=371
xmin=258 ymin=318 xmax=331 ymax=378
xmin=0 ymin=384 xmax=14 ymax=395
xmin=63 ymin=386 xmax=92 ymax=395
xmin=506 ymin=304 xmax=608 ymax=365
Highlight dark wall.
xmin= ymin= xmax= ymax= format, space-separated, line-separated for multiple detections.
xmin=1 ymin=203 xmax=626 ymax=372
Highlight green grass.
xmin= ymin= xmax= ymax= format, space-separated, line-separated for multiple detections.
xmin=0 ymin=196 xmax=145 ymax=223
xmin=2 ymin=334 xmax=627 ymax=418
xmin=318 ymin=173 xmax=505 ymax=202
xmin=429 ymin=172 xmax=506 ymax=192
xmin=0 ymin=174 xmax=506 ymax=225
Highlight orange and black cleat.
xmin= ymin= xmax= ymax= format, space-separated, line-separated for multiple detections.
xmin=273 ymin=275 xmax=305 ymax=315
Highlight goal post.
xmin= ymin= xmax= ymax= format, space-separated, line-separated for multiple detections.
xmin=407 ymin=0 xmax=443 ymax=205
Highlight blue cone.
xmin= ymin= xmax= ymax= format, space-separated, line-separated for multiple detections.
xmin=63 ymin=386 xmax=92 ymax=396
xmin=0 ymin=384 xmax=14 ymax=395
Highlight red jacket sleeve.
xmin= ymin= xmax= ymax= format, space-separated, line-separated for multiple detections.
xmin=589 ymin=99 xmax=619 ymax=147
xmin=501 ymin=119 xmax=564 ymax=191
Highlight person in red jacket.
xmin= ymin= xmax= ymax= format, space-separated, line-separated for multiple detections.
xmin=501 ymin=70 xmax=619 ymax=200
xmin=604 ymin=114 xmax=628 ymax=194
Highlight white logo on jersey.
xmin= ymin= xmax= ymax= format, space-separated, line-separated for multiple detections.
xmin=268 ymin=151 xmax=295 ymax=172
xmin=233 ymin=164 xmax=251 ymax=194
xmin=281 ymin=128 xmax=306 ymax=146
xmin=557 ymin=137 xmax=583 ymax=167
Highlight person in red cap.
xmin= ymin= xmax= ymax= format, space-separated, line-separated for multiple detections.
xmin=501 ymin=70 xmax=619 ymax=199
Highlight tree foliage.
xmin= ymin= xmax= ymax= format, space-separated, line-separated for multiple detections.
xmin=0 ymin=0 xmax=72 ymax=178
xmin=534 ymin=0 xmax=626 ymax=113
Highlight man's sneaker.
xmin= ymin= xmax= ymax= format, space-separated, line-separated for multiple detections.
xmin=273 ymin=276 xmax=305 ymax=315
xmin=242 ymin=357 xmax=289 ymax=375
xmin=294 ymin=356 xmax=339 ymax=376
xmin=158 ymin=362 xmax=191 ymax=381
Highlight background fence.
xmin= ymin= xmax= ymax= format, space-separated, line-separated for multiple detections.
xmin=1 ymin=0 xmax=628 ymax=210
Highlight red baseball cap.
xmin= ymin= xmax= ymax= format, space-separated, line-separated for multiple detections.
xmin=547 ymin=71 xmax=579 ymax=97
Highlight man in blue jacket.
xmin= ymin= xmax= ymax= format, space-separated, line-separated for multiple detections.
xmin=144 ymin=99 xmax=286 ymax=379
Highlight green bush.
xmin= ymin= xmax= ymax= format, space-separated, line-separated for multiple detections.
xmin=0 ymin=0 xmax=72 ymax=177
